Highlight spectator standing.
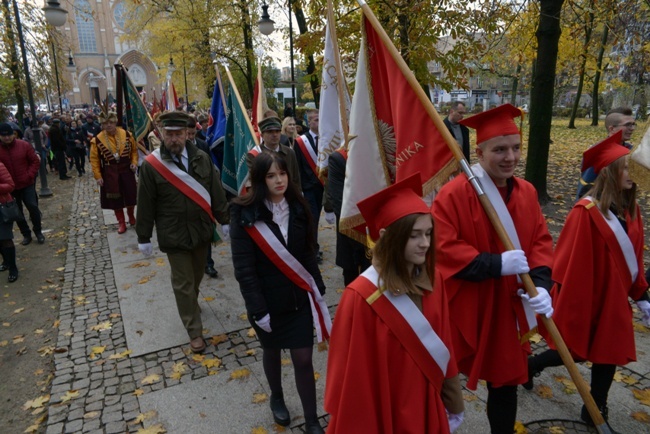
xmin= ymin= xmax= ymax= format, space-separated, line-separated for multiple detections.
xmin=49 ymin=120 xmax=71 ymax=180
xmin=0 ymin=161 xmax=19 ymax=282
xmin=443 ymin=101 xmax=470 ymax=161
xmin=0 ymin=122 xmax=44 ymax=245
xmin=66 ymin=120 xmax=86 ymax=176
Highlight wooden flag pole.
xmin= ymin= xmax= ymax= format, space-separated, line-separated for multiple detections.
xmin=356 ymin=1 xmax=609 ymax=432
xmin=326 ymin=0 xmax=350 ymax=149
xmin=223 ymin=64 xmax=260 ymax=147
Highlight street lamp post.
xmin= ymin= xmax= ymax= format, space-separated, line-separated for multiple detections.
xmin=49 ymin=34 xmax=63 ymax=112
xmin=10 ymin=0 xmax=57 ymax=197
xmin=88 ymin=72 xmax=95 ymax=106
xmin=182 ymin=46 xmax=189 ymax=112
xmin=258 ymin=1 xmax=295 ymax=105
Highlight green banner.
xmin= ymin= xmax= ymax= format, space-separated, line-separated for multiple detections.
xmin=221 ymin=89 xmax=255 ymax=195
xmin=122 ymin=67 xmax=152 ymax=142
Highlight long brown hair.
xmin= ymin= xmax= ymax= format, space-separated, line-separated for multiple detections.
xmin=587 ymin=156 xmax=637 ymax=219
xmin=372 ymin=213 xmax=435 ymax=296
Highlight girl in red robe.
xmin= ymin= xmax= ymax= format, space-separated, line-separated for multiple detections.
xmin=527 ymin=131 xmax=650 ymax=429
xmin=325 ymin=174 xmax=464 ymax=433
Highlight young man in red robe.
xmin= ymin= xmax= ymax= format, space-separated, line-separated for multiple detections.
xmin=432 ymin=104 xmax=554 ymax=433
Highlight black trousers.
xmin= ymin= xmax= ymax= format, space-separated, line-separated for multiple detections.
xmin=12 ymin=184 xmax=42 ymax=238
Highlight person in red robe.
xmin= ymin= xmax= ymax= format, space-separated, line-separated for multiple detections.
xmin=432 ymin=104 xmax=554 ymax=433
xmin=325 ymin=174 xmax=465 ymax=434
xmin=526 ymin=131 xmax=650 ymax=429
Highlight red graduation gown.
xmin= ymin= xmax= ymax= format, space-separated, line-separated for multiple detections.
xmin=432 ymin=174 xmax=553 ymax=389
xmin=324 ymin=269 xmax=457 ymax=434
xmin=544 ymin=200 xmax=647 ymax=365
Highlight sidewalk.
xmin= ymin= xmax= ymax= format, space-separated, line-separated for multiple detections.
xmin=44 ymin=176 xmax=650 ymax=434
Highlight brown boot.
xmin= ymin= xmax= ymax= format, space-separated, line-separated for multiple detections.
xmin=115 ymin=209 xmax=127 ymax=234
xmin=126 ymin=206 xmax=136 ymax=226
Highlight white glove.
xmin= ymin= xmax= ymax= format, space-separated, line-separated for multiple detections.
xmin=501 ymin=250 xmax=530 ymax=276
xmin=221 ymin=224 xmax=230 ymax=240
xmin=138 ymin=243 xmax=153 ymax=257
xmin=519 ymin=287 xmax=554 ymax=318
xmin=255 ymin=314 xmax=272 ymax=333
xmin=447 ymin=411 xmax=464 ymax=433
xmin=637 ymin=300 xmax=650 ymax=327
xmin=325 ymin=212 xmax=336 ymax=225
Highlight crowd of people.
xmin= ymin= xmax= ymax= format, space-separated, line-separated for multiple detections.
xmin=1 ymin=100 xmax=646 ymax=432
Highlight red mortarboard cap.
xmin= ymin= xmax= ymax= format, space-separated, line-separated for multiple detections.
xmin=357 ymin=173 xmax=430 ymax=240
xmin=459 ymin=103 xmax=522 ymax=145
xmin=581 ymin=130 xmax=628 ymax=174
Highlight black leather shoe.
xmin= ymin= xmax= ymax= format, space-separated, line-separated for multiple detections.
xmin=304 ymin=419 xmax=324 ymax=434
xmin=270 ymin=394 xmax=290 ymax=426
xmin=0 ymin=264 xmax=7 ymax=272
xmin=581 ymin=403 xmax=619 ymax=433
xmin=36 ymin=233 xmax=45 ymax=244
xmin=21 ymin=237 xmax=32 ymax=246
xmin=205 ymin=266 xmax=218 ymax=278
xmin=522 ymin=356 xmax=540 ymax=390
xmin=8 ymin=271 xmax=18 ymax=283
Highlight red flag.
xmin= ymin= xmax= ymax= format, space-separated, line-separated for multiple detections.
xmin=151 ymin=90 xmax=161 ymax=118
xmin=251 ymin=63 xmax=269 ymax=136
xmin=340 ymin=16 xmax=458 ymax=242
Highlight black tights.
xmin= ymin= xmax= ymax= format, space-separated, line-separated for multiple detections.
xmin=487 ymin=383 xmax=518 ymax=434
xmin=262 ymin=347 xmax=318 ymax=421
xmin=531 ymin=349 xmax=617 ymax=406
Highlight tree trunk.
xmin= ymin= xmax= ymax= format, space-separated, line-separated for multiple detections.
xmin=293 ymin=2 xmax=320 ymax=105
xmin=591 ymin=24 xmax=608 ymax=126
xmin=569 ymin=4 xmax=594 ymax=129
xmin=525 ymin=0 xmax=565 ymax=203
xmin=2 ymin=0 xmax=25 ymax=129
xmin=511 ymin=64 xmax=521 ymax=105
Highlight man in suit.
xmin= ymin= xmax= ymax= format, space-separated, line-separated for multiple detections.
xmin=443 ymin=101 xmax=470 ymax=161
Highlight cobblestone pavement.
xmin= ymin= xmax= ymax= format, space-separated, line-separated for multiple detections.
xmin=42 ymin=176 xmax=650 ymax=434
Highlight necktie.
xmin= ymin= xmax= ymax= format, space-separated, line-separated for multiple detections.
xmin=313 ymin=135 xmax=319 ymax=150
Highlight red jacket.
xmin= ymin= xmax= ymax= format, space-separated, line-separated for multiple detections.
xmin=0 ymin=138 xmax=40 ymax=190
xmin=0 ymin=161 xmax=15 ymax=204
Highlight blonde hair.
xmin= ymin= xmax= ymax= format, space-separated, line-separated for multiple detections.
xmin=587 ymin=156 xmax=637 ymax=219
xmin=281 ymin=117 xmax=297 ymax=139
xmin=372 ymin=213 xmax=434 ymax=296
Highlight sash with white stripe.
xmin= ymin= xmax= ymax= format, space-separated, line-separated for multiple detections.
xmin=472 ymin=164 xmax=537 ymax=331
xmin=245 ymin=221 xmax=332 ymax=342
xmin=355 ymin=266 xmax=450 ymax=383
xmin=295 ymin=135 xmax=324 ymax=186
xmin=584 ymin=197 xmax=638 ymax=282
xmin=145 ymin=149 xmax=215 ymax=223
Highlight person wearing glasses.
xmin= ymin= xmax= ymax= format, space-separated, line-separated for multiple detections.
xmin=576 ymin=106 xmax=636 ymax=199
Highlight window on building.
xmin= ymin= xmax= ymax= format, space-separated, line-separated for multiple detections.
xmin=502 ymin=77 xmax=510 ymax=86
xmin=75 ymin=0 xmax=96 ymax=53
xmin=113 ymin=2 xmax=126 ymax=29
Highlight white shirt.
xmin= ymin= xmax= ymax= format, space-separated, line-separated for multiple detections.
xmin=265 ymin=198 xmax=290 ymax=243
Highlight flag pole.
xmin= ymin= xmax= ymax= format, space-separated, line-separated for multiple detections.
xmin=326 ymin=0 xmax=350 ymax=149
xmin=114 ymin=62 xmax=151 ymax=155
xmin=223 ymin=64 xmax=260 ymax=147
xmin=356 ymin=2 xmax=609 ymax=432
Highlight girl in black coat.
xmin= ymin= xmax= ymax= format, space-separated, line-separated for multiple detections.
xmin=230 ymin=152 xmax=325 ymax=434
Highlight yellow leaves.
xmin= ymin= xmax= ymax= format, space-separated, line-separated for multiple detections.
xmin=55 ymin=267 xmax=65 ymax=271
xmin=514 ymin=421 xmax=527 ymax=434
xmin=613 ymin=371 xmax=638 ymax=386
xmin=247 ymin=328 xmax=257 ymax=338
xmin=55 ymin=247 xmax=66 ymax=254
xmin=90 ymin=321 xmax=112 ymax=332
xmin=463 ymin=393 xmax=478 ymax=402
xmin=74 ymin=295 xmax=88 ymax=306
xmin=89 ymin=346 xmax=106 ymax=360
xmin=252 ymin=393 xmax=268 ymax=403
xmin=0 ymin=340 xmax=7 ymax=347
xmin=52 ymin=319 xmax=60 ymax=328
xmin=133 ymin=388 xmax=145 ymax=397
xmin=60 ymin=390 xmax=80 ymax=403
xmin=155 ymin=257 xmax=165 ymax=266
xmin=139 ymin=275 xmax=152 ymax=284
xmin=239 ymin=313 xmax=248 ymax=321
xmin=203 ymin=296 xmax=215 ymax=302
xmin=128 ymin=261 xmax=151 ymax=268
xmin=84 ymin=411 xmax=100 ymax=419
xmin=528 ymin=333 xmax=542 ymax=344
xmin=109 ymin=350 xmax=132 ymax=360
xmin=34 ymin=329 xmax=44 ymax=335
xmin=202 ymin=357 xmax=221 ymax=369
xmin=553 ymin=375 xmax=577 ymax=394
xmin=13 ymin=335 xmax=25 ymax=344
xmin=251 ymin=427 xmax=268 ymax=434
xmin=23 ymin=395 xmax=50 ymax=410
xmin=13 ymin=307 xmax=25 ymax=314
xmin=132 ymin=410 xmax=157 ymax=424
xmin=136 ymin=424 xmax=167 ymax=434
xmin=191 ymin=354 xmax=205 ymax=363
xmin=170 ymin=362 xmax=187 ymax=380
xmin=37 ymin=346 xmax=55 ymax=356
xmin=230 ymin=368 xmax=251 ymax=381
xmin=245 ymin=349 xmax=257 ymax=356
xmin=141 ymin=374 xmax=161 ymax=385
xmin=633 ymin=389 xmax=650 ymax=407
xmin=548 ymin=427 xmax=565 ymax=433
xmin=535 ymin=385 xmax=553 ymax=399
xmin=633 ymin=322 xmax=650 ymax=333
xmin=317 ymin=341 xmax=329 ymax=352
xmin=281 ymin=358 xmax=292 ymax=366
xmin=314 ymin=371 xmax=321 ymax=381
xmin=122 ymin=284 xmax=132 ymax=291
xmin=210 ymin=334 xmax=228 ymax=346
xmin=631 ymin=411 xmax=650 ymax=423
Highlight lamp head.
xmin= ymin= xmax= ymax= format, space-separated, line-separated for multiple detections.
xmin=257 ymin=3 xmax=275 ymax=36
xmin=43 ymin=0 xmax=68 ymax=27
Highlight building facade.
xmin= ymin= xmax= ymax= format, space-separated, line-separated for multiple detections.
xmin=59 ymin=0 xmax=161 ymax=107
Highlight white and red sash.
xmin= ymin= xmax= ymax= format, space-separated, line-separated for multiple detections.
xmin=245 ymin=221 xmax=332 ymax=342
xmin=248 ymin=145 xmax=262 ymax=158
xmin=145 ymin=149 xmax=215 ymax=223
xmin=583 ymin=197 xmax=638 ymax=283
xmin=295 ymin=135 xmax=324 ymax=186
xmin=353 ymin=266 xmax=449 ymax=389
xmin=473 ymin=163 xmax=537 ymax=334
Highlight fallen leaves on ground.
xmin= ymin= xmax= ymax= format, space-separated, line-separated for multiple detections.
xmin=133 ymin=388 xmax=144 ymax=397
xmin=128 ymin=261 xmax=151 ymax=268
xmin=108 ymin=350 xmax=132 ymax=360
xmin=514 ymin=421 xmax=527 ymax=433
xmin=252 ymin=393 xmax=268 ymax=403
xmin=239 ymin=313 xmax=248 ymax=320
xmin=22 ymin=395 xmax=50 ymax=410
xmin=251 ymin=427 xmax=268 ymax=434
xmin=170 ymin=362 xmax=187 ymax=380
xmin=210 ymin=334 xmax=228 ymax=346
xmin=13 ymin=307 xmax=25 ymax=314
xmin=463 ymin=393 xmax=478 ymax=402
xmin=528 ymin=333 xmax=542 ymax=344
xmin=230 ymin=368 xmax=251 ymax=381
xmin=155 ymin=258 xmax=165 ymax=266
xmin=536 ymin=384 xmax=553 ymax=399
xmin=37 ymin=346 xmax=55 ymax=356
xmin=548 ymin=427 xmax=565 ymax=433
xmin=202 ymin=357 xmax=221 ymax=369
xmin=131 ymin=410 xmax=158 ymax=424
xmin=613 ymin=371 xmax=638 ymax=385
xmin=314 ymin=372 xmax=321 ymax=381
xmin=281 ymin=358 xmax=292 ymax=366
xmin=631 ymin=411 xmax=650 ymax=423
xmin=634 ymin=322 xmax=650 ymax=333
xmin=553 ymin=375 xmax=577 ymax=394
xmin=203 ymin=296 xmax=215 ymax=302
xmin=90 ymin=321 xmax=112 ymax=332
xmin=138 ymin=273 xmax=157 ymax=284
xmin=13 ymin=335 xmax=25 ymax=344
xmin=317 ymin=341 xmax=329 ymax=352
xmin=84 ymin=411 xmax=100 ymax=419
xmin=89 ymin=346 xmax=106 ymax=360
xmin=633 ymin=389 xmax=650 ymax=407
xmin=60 ymin=390 xmax=80 ymax=403
xmin=74 ymin=295 xmax=88 ymax=306
xmin=136 ymin=424 xmax=167 ymax=434
xmin=247 ymin=328 xmax=256 ymax=338
xmin=140 ymin=374 xmax=161 ymax=385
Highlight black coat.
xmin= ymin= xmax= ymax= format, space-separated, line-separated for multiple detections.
xmin=443 ymin=117 xmax=470 ymax=161
xmin=230 ymin=199 xmax=325 ymax=320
